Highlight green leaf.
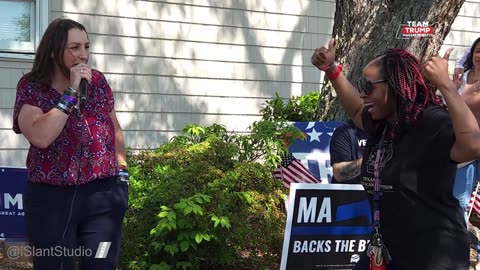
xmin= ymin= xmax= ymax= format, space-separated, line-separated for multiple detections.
xmin=220 ymin=217 xmax=231 ymax=229
xmin=158 ymin=211 xmax=169 ymax=218
xmin=194 ymin=233 xmax=203 ymax=244
xmin=160 ymin=206 xmax=171 ymax=211
xmin=164 ymin=244 xmax=179 ymax=256
xmin=200 ymin=194 xmax=211 ymax=202
xmin=192 ymin=205 xmax=203 ymax=215
xmin=174 ymin=202 xmax=187 ymax=209
xmin=167 ymin=211 xmax=176 ymax=221
xmin=203 ymin=233 xmax=211 ymax=241
xmin=180 ymin=240 xmax=189 ymax=252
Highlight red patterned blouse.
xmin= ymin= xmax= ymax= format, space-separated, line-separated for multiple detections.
xmin=13 ymin=69 xmax=118 ymax=186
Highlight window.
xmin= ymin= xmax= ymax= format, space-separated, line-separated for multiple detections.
xmin=0 ymin=0 xmax=48 ymax=59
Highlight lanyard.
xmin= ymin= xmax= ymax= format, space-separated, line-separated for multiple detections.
xmin=373 ymin=128 xmax=386 ymax=229
xmin=369 ymin=128 xmax=393 ymax=268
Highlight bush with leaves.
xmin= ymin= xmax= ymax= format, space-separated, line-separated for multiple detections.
xmin=120 ymin=122 xmax=303 ymax=270
xmin=260 ymin=91 xmax=321 ymax=122
xmin=120 ymin=91 xmax=323 ymax=269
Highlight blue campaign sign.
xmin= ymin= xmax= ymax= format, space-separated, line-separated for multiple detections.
xmin=289 ymin=122 xmax=342 ymax=183
xmin=280 ymin=183 xmax=372 ymax=270
xmin=0 ymin=167 xmax=27 ymax=240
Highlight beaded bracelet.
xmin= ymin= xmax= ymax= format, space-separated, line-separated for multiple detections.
xmin=118 ymin=161 xmax=128 ymax=167
xmin=66 ymin=86 xmax=79 ymax=98
xmin=56 ymin=102 xmax=70 ymax=115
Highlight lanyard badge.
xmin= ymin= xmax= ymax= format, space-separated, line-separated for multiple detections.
xmin=368 ymin=129 xmax=392 ymax=270
xmin=368 ymin=230 xmax=391 ymax=270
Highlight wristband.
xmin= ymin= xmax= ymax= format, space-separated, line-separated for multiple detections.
xmin=118 ymin=161 xmax=128 ymax=171
xmin=118 ymin=161 xmax=128 ymax=166
xmin=118 ymin=170 xmax=130 ymax=182
xmin=319 ymin=63 xmax=336 ymax=72
xmin=63 ymin=94 xmax=78 ymax=105
xmin=326 ymin=64 xmax=343 ymax=81
xmin=66 ymin=86 xmax=79 ymax=98
xmin=56 ymin=103 xmax=70 ymax=115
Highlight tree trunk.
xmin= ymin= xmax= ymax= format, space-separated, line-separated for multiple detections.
xmin=319 ymin=0 xmax=465 ymax=121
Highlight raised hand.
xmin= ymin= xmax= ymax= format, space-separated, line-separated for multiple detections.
xmin=422 ymin=49 xmax=454 ymax=90
xmin=311 ymin=38 xmax=336 ymax=71
xmin=453 ymin=67 xmax=464 ymax=88
xmin=69 ymin=63 xmax=92 ymax=91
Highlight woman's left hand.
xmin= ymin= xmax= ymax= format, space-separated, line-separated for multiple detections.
xmin=422 ymin=48 xmax=455 ymax=90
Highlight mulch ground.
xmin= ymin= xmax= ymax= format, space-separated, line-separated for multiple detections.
xmin=0 ymin=241 xmax=32 ymax=270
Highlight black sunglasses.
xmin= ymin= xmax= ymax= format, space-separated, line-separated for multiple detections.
xmin=356 ymin=78 xmax=386 ymax=95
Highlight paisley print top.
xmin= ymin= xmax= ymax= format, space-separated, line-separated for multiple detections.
xmin=13 ymin=69 xmax=118 ymax=186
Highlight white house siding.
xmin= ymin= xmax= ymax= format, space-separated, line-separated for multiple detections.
xmin=0 ymin=59 xmax=32 ymax=166
xmin=0 ymin=0 xmax=478 ymax=167
xmin=441 ymin=0 xmax=480 ymax=71
xmin=0 ymin=0 xmax=335 ymax=166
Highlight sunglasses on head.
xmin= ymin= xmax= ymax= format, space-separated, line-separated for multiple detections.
xmin=356 ymin=78 xmax=386 ymax=95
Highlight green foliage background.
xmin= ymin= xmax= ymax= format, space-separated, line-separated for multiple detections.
xmin=120 ymin=92 xmax=320 ymax=269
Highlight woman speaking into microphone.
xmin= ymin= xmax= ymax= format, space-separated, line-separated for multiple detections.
xmin=12 ymin=18 xmax=129 ymax=270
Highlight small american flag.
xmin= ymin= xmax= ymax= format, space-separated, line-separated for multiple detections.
xmin=272 ymin=153 xmax=322 ymax=188
xmin=468 ymin=181 xmax=480 ymax=218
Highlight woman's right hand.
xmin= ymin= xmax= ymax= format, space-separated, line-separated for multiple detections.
xmin=311 ymin=38 xmax=336 ymax=72
xmin=69 ymin=63 xmax=92 ymax=91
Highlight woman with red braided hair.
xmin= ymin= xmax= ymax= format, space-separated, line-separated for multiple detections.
xmin=312 ymin=39 xmax=480 ymax=270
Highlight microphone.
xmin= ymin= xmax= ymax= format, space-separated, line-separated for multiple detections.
xmin=80 ymin=78 xmax=88 ymax=106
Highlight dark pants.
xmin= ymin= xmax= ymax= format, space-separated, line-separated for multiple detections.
xmin=23 ymin=177 xmax=128 ymax=270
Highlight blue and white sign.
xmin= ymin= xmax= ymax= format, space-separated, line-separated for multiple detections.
xmin=280 ymin=183 xmax=372 ymax=270
xmin=289 ymin=122 xmax=342 ymax=183
xmin=0 ymin=167 xmax=27 ymax=240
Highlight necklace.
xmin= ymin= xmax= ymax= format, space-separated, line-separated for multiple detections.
xmin=472 ymin=69 xmax=480 ymax=95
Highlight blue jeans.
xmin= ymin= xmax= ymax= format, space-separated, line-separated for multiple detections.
xmin=453 ymin=160 xmax=479 ymax=260
xmin=453 ymin=161 xmax=477 ymax=217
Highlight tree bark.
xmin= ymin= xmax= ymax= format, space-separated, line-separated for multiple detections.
xmin=319 ymin=0 xmax=465 ymax=121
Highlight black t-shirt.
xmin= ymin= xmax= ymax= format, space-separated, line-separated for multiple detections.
xmin=360 ymin=106 xmax=469 ymax=270
xmin=330 ymin=120 xmax=368 ymax=184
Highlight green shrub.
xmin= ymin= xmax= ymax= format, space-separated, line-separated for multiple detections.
xmin=260 ymin=92 xmax=321 ymax=121
xmin=121 ymin=91 xmax=321 ymax=269
xmin=121 ymin=123 xmax=298 ymax=269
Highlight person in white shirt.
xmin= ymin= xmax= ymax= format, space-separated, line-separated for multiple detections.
xmin=453 ymin=47 xmax=470 ymax=83
xmin=452 ymin=37 xmax=480 ymax=270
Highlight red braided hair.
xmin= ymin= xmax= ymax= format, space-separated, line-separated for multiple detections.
xmin=363 ymin=48 xmax=443 ymax=139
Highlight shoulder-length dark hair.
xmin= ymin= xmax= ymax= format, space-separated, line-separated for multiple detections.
xmin=362 ymin=48 xmax=443 ymax=139
xmin=22 ymin=18 xmax=88 ymax=86
xmin=464 ymin=37 xmax=480 ymax=72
